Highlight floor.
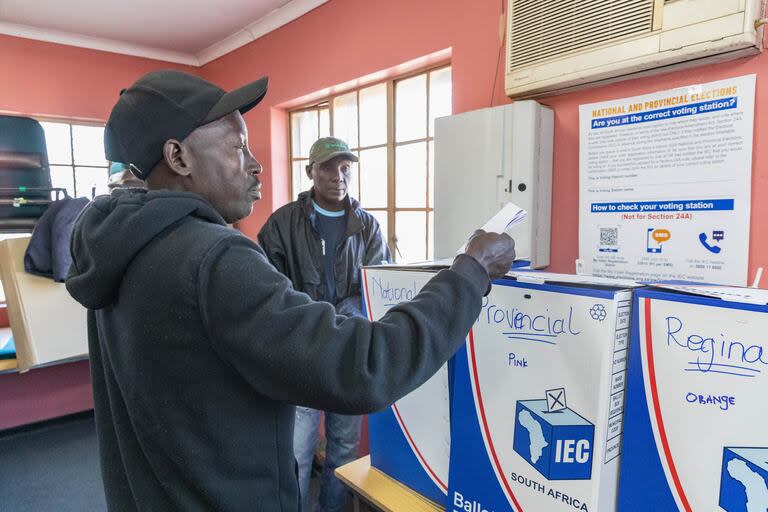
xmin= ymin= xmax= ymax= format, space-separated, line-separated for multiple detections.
xmin=0 ymin=413 xmax=356 ymax=512
xmin=0 ymin=412 xmax=106 ymax=512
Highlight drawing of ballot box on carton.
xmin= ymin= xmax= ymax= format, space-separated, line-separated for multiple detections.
xmin=719 ymin=447 xmax=768 ymax=512
xmin=513 ymin=397 xmax=595 ymax=481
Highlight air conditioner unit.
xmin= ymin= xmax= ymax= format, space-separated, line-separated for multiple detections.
xmin=505 ymin=0 xmax=765 ymax=98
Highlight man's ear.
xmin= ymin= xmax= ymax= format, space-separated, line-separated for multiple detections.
xmin=163 ymin=139 xmax=191 ymax=177
xmin=305 ymin=163 xmax=314 ymax=181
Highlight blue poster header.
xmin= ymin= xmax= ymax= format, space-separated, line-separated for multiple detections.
xmin=591 ymin=199 xmax=734 ymax=213
xmin=591 ymin=97 xmax=737 ymax=129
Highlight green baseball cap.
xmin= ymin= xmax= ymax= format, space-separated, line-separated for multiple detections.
xmin=308 ymin=137 xmax=358 ymax=165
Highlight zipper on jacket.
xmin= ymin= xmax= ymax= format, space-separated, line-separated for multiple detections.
xmin=321 ymin=238 xmax=326 ymax=256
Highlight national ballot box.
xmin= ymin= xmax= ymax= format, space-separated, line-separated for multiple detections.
xmin=361 ymin=263 xmax=454 ymax=506
xmin=361 ymin=260 xmax=535 ymax=506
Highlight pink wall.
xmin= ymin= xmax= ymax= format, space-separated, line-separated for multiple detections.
xmin=202 ymin=0 xmax=767 ymax=279
xmin=0 ymin=360 xmax=93 ymax=430
xmin=0 ymin=34 xmax=198 ymax=120
xmin=0 ymin=35 xmax=197 ymax=430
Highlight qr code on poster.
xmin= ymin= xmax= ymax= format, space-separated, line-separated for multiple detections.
xmin=600 ymin=227 xmax=618 ymax=247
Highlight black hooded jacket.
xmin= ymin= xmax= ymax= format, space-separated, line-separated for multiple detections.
xmin=66 ymin=189 xmax=489 ymax=512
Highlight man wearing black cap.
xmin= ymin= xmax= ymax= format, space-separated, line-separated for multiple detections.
xmin=258 ymin=137 xmax=390 ymax=512
xmin=66 ymin=70 xmax=515 ymax=512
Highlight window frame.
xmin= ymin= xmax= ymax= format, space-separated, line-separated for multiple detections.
xmin=35 ymin=116 xmax=110 ymax=199
xmin=288 ymin=64 xmax=451 ymax=262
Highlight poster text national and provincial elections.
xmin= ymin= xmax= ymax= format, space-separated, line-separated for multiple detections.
xmin=579 ymin=75 xmax=756 ymax=285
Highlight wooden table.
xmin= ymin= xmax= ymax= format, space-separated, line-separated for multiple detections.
xmin=0 ymin=357 xmax=17 ymax=373
xmin=335 ymin=455 xmax=443 ymax=512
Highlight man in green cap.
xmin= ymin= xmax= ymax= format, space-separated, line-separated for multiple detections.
xmin=259 ymin=136 xmax=390 ymax=511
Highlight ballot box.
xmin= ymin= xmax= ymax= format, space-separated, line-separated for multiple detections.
xmin=618 ymin=285 xmax=768 ymax=512
xmin=361 ymin=264 xmax=453 ymax=505
xmin=448 ymin=271 xmax=637 ymax=512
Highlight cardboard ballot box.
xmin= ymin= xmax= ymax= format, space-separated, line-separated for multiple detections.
xmin=618 ymin=285 xmax=768 ymax=512
xmin=448 ymin=272 xmax=636 ymax=512
xmin=361 ymin=264 xmax=453 ymax=505
xmin=361 ymin=260 xmax=533 ymax=505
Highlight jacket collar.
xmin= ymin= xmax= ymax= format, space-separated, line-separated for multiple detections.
xmin=299 ymin=189 xmax=364 ymax=237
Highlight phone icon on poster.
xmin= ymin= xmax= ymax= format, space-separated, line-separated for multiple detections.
xmin=647 ymin=228 xmax=662 ymax=253
xmin=699 ymin=232 xmax=722 ymax=254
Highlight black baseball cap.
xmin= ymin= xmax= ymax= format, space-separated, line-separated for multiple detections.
xmin=104 ymin=70 xmax=269 ymax=179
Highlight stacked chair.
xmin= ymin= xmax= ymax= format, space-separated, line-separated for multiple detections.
xmin=0 ymin=115 xmax=68 ymax=232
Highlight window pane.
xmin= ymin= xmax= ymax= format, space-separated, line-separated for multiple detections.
xmin=333 ymin=92 xmax=358 ymax=148
xmin=75 ymin=166 xmax=109 ymax=198
xmin=428 ymin=141 xmax=434 ymax=208
xmin=291 ymin=160 xmax=302 ymax=198
xmin=395 ymin=74 xmax=427 ymax=142
xmin=395 ymin=211 xmax=426 ymax=263
xmin=349 ymin=151 xmax=360 ymax=201
xmin=72 ymin=125 xmax=107 ymax=166
xmin=50 ymin=165 xmax=75 ymax=198
xmin=40 ymin=122 xmax=72 ymax=164
xmin=429 ymin=67 xmax=452 ymax=137
xmin=348 ymin=156 xmax=361 ymax=202
xmin=291 ymin=110 xmax=318 ymax=159
xmin=292 ymin=160 xmax=313 ymax=198
xmin=395 ymin=142 xmax=427 ymax=208
xmin=319 ymin=108 xmax=330 ymax=138
xmin=359 ymin=147 xmax=387 ymax=209
xmin=428 ymin=211 xmax=434 ymax=260
xmin=359 ymin=83 xmax=387 ymax=148
xmin=369 ymin=209 xmax=388 ymax=239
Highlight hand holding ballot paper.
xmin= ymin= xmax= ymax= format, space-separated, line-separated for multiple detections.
xmin=460 ymin=203 xmax=523 ymax=279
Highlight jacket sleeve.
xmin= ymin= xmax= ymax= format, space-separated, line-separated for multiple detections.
xmin=198 ymin=235 xmax=488 ymax=415
xmin=335 ymin=216 xmax=392 ymax=318
xmin=256 ymin=215 xmax=287 ymax=274
xmin=364 ymin=217 xmax=392 ymax=266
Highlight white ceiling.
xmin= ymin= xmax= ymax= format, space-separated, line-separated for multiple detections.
xmin=0 ymin=0 xmax=327 ymax=65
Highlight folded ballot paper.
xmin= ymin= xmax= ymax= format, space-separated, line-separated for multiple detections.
xmin=457 ymin=202 xmax=527 ymax=253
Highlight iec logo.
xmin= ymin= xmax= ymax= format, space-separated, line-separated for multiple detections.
xmin=719 ymin=447 xmax=768 ymax=512
xmin=513 ymin=390 xmax=595 ymax=480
